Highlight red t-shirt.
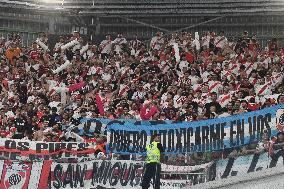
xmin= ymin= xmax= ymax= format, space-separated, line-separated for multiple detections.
xmin=85 ymin=138 xmax=97 ymax=143
xmin=185 ymin=52 xmax=195 ymax=63
xmin=30 ymin=50 xmax=39 ymax=60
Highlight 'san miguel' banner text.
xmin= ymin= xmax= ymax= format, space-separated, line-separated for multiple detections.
xmin=50 ymin=160 xmax=207 ymax=189
xmin=107 ymin=104 xmax=284 ymax=154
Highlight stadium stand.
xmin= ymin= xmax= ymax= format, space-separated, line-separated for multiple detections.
xmin=0 ymin=1 xmax=283 ymax=188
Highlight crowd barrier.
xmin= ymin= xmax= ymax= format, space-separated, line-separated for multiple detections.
xmin=0 ymin=149 xmax=283 ymax=189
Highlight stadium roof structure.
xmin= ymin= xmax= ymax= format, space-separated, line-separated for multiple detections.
xmin=1 ymin=0 xmax=283 ymax=29
xmin=0 ymin=0 xmax=283 ymax=45
xmin=0 ymin=0 xmax=284 ymax=15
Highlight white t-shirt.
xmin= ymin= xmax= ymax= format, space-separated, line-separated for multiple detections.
xmin=100 ymin=40 xmax=112 ymax=54
xmin=188 ymin=75 xmax=199 ymax=86
xmin=201 ymin=35 xmax=210 ymax=48
xmin=201 ymin=71 xmax=211 ymax=82
xmin=113 ymin=37 xmax=127 ymax=53
xmin=179 ymin=60 xmax=189 ymax=71
xmin=150 ymin=36 xmax=164 ymax=50
xmin=214 ymin=36 xmax=228 ymax=49
xmin=102 ymin=73 xmax=112 ymax=82
xmin=48 ymin=101 xmax=61 ymax=109
xmin=132 ymin=91 xmax=146 ymax=100
xmin=54 ymin=42 xmax=64 ymax=50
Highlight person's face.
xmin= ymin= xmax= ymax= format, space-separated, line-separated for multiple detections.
xmin=227 ymin=103 xmax=233 ymax=110
xmin=224 ymin=64 xmax=229 ymax=70
xmin=20 ymin=110 xmax=27 ymax=117
xmin=251 ymin=72 xmax=257 ymax=78
xmin=92 ymin=46 xmax=97 ymax=52
xmin=159 ymin=112 xmax=166 ymax=117
xmin=235 ymin=101 xmax=241 ymax=108
xmin=166 ymin=93 xmax=172 ymax=100
xmin=168 ymin=101 xmax=174 ymax=107
xmin=63 ymin=112 xmax=69 ymax=119
xmin=154 ymin=135 xmax=161 ymax=142
xmin=241 ymin=102 xmax=247 ymax=109
xmin=54 ymin=94 xmax=60 ymax=101
xmin=45 ymin=135 xmax=51 ymax=142
xmin=187 ymin=94 xmax=193 ymax=101
xmin=196 ymin=91 xmax=202 ymax=97
xmin=243 ymin=78 xmax=249 ymax=84
xmin=206 ymin=65 xmax=212 ymax=72
xmin=138 ymin=84 xmax=144 ymax=90
xmin=210 ymin=113 xmax=216 ymax=119
xmin=259 ymin=78 xmax=265 ymax=84
xmin=32 ymin=43 xmax=38 ymax=49
xmin=278 ymin=95 xmax=284 ymax=104
xmin=262 ymin=133 xmax=269 ymax=141
xmin=53 ymin=124 xmax=59 ymax=130
xmin=211 ymin=94 xmax=217 ymax=101
xmin=132 ymin=103 xmax=138 ymax=110
xmin=0 ymin=109 xmax=4 ymax=116
xmin=96 ymin=137 xmax=103 ymax=144
xmin=223 ymin=87 xmax=229 ymax=93
xmin=32 ymin=116 xmax=37 ymax=122
xmin=44 ymin=107 xmax=50 ymax=114
xmin=202 ymin=85 xmax=209 ymax=93
xmin=231 ymin=96 xmax=237 ymax=102
xmin=264 ymin=100 xmax=271 ymax=107
xmin=43 ymin=121 xmax=48 ymax=128
xmin=237 ymin=92 xmax=243 ymax=98
xmin=278 ymin=133 xmax=284 ymax=141
xmin=76 ymin=98 xmax=82 ymax=105
xmin=212 ymin=75 xmax=218 ymax=81
xmin=210 ymin=106 xmax=216 ymax=113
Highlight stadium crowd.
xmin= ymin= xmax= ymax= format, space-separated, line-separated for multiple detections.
xmin=0 ymin=30 xmax=284 ymax=160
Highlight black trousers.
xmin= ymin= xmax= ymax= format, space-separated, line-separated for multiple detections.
xmin=100 ymin=53 xmax=109 ymax=60
xmin=142 ymin=162 xmax=161 ymax=189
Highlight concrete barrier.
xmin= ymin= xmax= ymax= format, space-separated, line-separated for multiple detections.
xmin=190 ymin=166 xmax=284 ymax=189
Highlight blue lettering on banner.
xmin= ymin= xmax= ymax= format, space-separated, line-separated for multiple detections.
xmin=103 ymin=104 xmax=284 ymax=155
xmin=216 ymin=150 xmax=284 ymax=180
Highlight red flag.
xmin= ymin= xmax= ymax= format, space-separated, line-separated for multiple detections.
xmin=140 ymin=104 xmax=158 ymax=120
xmin=68 ymin=81 xmax=86 ymax=92
xmin=96 ymin=93 xmax=105 ymax=116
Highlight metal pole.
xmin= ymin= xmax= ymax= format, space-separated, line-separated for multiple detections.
xmin=143 ymin=15 xmax=226 ymax=44
xmin=118 ymin=16 xmax=170 ymax=33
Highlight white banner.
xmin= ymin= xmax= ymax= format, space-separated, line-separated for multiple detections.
xmin=0 ymin=138 xmax=96 ymax=161
xmin=162 ymin=162 xmax=212 ymax=173
xmin=50 ymin=160 xmax=207 ymax=189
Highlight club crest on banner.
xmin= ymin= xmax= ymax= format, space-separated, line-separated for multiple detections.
xmin=2 ymin=161 xmax=31 ymax=189
xmin=276 ymin=109 xmax=284 ymax=132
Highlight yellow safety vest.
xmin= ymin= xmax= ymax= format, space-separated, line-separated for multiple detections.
xmin=146 ymin=141 xmax=161 ymax=163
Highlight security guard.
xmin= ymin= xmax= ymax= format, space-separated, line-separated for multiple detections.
xmin=142 ymin=134 xmax=164 ymax=189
